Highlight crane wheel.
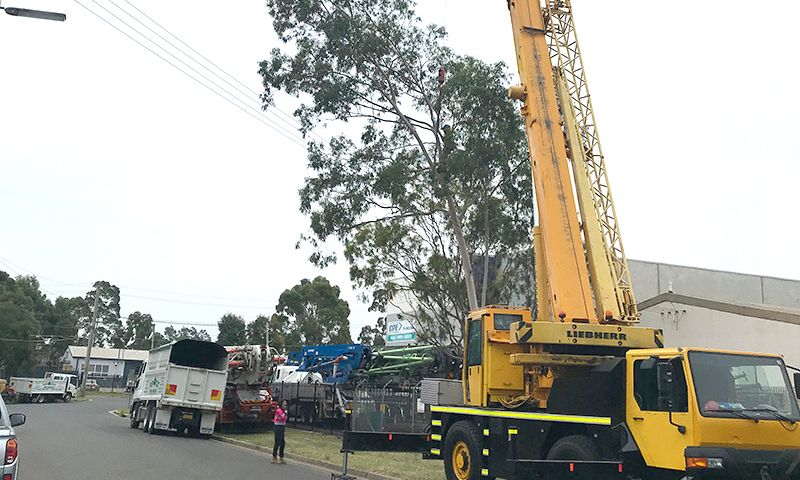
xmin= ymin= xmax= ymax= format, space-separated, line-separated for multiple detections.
xmin=546 ymin=435 xmax=599 ymax=461
xmin=443 ymin=421 xmax=484 ymax=480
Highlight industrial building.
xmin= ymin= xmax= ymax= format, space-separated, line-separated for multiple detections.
xmin=629 ymin=259 xmax=800 ymax=367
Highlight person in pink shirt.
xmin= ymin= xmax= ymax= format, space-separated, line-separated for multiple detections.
xmin=272 ymin=400 xmax=288 ymax=464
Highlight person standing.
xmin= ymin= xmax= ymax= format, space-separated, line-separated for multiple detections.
xmin=272 ymin=400 xmax=288 ymax=464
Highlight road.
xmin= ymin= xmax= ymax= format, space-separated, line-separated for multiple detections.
xmin=8 ymin=396 xmax=331 ymax=480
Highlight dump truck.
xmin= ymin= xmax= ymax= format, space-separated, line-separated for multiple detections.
xmin=7 ymin=372 xmax=78 ymax=403
xmin=335 ymin=1 xmax=800 ymax=479
xmin=129 ymin=339 xmax=228 ymax=438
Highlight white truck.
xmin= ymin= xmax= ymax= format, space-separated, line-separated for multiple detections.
xmin=8 ymin=372 xmax=78 ymax=403
xmin=129 ymin=339 xmax=228 ymax=438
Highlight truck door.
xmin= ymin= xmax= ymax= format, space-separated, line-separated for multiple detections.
xmin=465 ymin=318 xmax=484 ymax=406
xmin=627 ymin=356 xmax=693 ymax=471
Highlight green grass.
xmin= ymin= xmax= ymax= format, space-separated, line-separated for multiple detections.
xmin=225 ymin=429 xmax=444 ymax=480
xmin=116 ymin=408 xmax=130 ymax=416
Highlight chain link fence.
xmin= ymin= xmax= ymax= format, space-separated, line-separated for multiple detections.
xmin=350 ymin=381 xmax=429 ymax=434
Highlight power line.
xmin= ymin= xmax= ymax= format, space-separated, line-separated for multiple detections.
xmin=120 ymin=0 xmax=322 ymax=143
xmin=102 ymin=0 xmax=310 ymax=145
xmin=73 ymin=0 xmax=309 ymax=149
xmin=120 ymin=293 xmax=271 ymax=310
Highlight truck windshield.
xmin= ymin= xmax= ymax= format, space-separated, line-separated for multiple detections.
xmin=689 ymin=351 xmax=800 ymax=422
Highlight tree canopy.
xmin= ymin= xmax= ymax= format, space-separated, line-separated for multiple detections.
xmin=217 ymin=313 xmax=248 ymax=345
xmin=260 ymin=0 xmax=534 ymax=349
xmin=276 ymin=276 xmax=352 ymax=346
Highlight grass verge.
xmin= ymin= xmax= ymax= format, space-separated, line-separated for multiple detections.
xmin=116 ymin=408 xmax=130 ymax=416
xmin=224 ymin=429 xmax=443 ymax=480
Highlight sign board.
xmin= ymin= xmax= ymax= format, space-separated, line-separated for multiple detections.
xmin=385 ymin=313 xmax=417 ymax=347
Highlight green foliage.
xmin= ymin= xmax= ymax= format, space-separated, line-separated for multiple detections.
xmin=0 ymin=301 xmax=39 ymax=376
xmin=357 ymin=316 xmax=385 ymax=347
xmin=76 ymin=281 xmax=123 ymax=348
xmin=247 ymin=314 xmax=289 ymax=352
xmin=276 ymin=277 xmax=352 ymax=346
xmin=163 ymin=325 xmax=212 ymax=343
xmin=260 ymin=0 xmax=534 ymax=351
xmin=123 ymin=311 xmax=155 ymax=350
xmin=217 ymin=313 xmax=248 ymax=345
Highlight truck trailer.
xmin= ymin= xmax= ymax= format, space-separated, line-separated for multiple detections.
xmin=129 ymin=339 xmax=228 ymax=438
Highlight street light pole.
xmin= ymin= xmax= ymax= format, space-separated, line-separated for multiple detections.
xmin=0 ymin=1 xmax=66 ymax=21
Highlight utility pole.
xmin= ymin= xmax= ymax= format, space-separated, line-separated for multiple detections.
xmin=150 ymin=319 xmax=155 ymax=350
xmin=79 ymin=285 xmax=101 ymax=397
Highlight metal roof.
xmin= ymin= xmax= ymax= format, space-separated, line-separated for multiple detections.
xmin=65 ymin=346 xmax=148 ymax=361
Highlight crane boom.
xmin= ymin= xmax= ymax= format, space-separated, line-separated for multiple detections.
xmin=543 ymin=0 xmax=638 ymax=323
xmin=507 ymin=0 xmax=596 ymax=323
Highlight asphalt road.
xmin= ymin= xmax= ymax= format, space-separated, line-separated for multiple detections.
xmin=8 ymin=396 xmax=331 ymax=480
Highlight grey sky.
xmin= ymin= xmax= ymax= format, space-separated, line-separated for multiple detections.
xmin=1 ymin=0 xmax=798 ymax=342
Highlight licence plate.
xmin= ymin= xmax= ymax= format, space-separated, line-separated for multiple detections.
xmin=182 ymin=413 xmax=194 ymax=419
xmin=250 ymin=406 xmax=261 ymax=411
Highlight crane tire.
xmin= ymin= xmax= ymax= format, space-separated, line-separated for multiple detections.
xmin=443 ymin=420 xmax=484 ymax=480
xmin=546 ymin=435 xmax=599 ymax=461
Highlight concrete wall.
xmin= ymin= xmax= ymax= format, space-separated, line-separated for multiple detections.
xmin=629 ymin=259 xmax=800 ymax=309
xmin=639 ymin=300 xmax=800 ymax=368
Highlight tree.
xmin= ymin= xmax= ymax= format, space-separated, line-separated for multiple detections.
xmin=357 ymin=316 xmax=385 ymax=347
xmin=164 ymin=326 xmax=212 ymax=343
xmin=123 ymin=311 xmax=155 ymax=350
xmin=276 ymin=277 xmax=352 ymax=346
xmin=76 ymin=281 xmax=122 ymax=348
xmin=247 ymin=314 xmax=290 ymax=352
xmin=0 ymin=301 xmax=39 ymax=376
xmin=217 ymin=313 xmax=247 ymax=345
xmin=259 ymin=2 xmax=533 ymax=351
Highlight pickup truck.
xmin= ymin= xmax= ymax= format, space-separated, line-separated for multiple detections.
xmin=8 ymin=372 xmax=78 ymax=403
xmin=129 ymin=339 xmax=228 ymax=438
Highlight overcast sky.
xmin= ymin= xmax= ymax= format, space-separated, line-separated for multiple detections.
xmin=1 ymin=0 xmax=798 ymax=343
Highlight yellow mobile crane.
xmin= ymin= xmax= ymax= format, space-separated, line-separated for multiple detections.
xmin=424 ymin=1 xmax=800 ymax=479
xmin=335 ymin=1 xmax=800 ymax=479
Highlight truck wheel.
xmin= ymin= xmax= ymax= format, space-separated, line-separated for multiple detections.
xmin=130 ymin=404 xmax=141 ymax=429
xmin=443 ymin=421 xmax=482 ymax=480
xmin=546 ymin=435 xmax=599 ymax=461
xmin=144 ymin=404 xmax=155 ymax=434
xmin=63 ymin=392 xmax=73 ymax=403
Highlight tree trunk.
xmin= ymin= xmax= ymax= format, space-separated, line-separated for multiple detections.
xmin=481 ymin=199 xmax=490 ymax=307
xmin=444 ymin=193 xmax=479 ymax=312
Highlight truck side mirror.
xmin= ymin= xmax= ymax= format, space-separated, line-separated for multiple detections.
xmin=656 ymin=361 xmax=675 ymax=410
xmin=657 ymin=360 xmax=686 ymax=434
xmin=794 ymin=372 xmax=800 ymax=399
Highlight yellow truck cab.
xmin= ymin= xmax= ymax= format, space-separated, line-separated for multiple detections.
xmin=627 ymin=348 xmax=800 ymax=478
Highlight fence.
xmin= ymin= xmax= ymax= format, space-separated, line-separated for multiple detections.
xmin=350 ymin=381 xmax=429 ymax=434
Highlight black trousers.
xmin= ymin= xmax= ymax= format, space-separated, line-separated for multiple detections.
xmin=273 ymin=424 xmax=285 ymax=458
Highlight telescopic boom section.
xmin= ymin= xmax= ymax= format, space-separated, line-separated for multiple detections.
xmin=507 ymin=0 xmax=595 ymax=323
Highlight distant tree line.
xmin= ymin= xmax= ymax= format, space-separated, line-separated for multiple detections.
xmin=0 ymin=270 xmax=358 ymax=376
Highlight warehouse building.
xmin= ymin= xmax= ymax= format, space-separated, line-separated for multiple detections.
xmin=629 ymin=259 xmax=800 ymax=367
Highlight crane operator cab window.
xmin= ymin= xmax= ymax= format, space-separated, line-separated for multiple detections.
xmin=466 ymin=319 xmax=482 ymax=367
xmin=493 ymin=313 xmax=523 ymax=331
xmin=633 ymin=357 xmax=688 ymax=412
